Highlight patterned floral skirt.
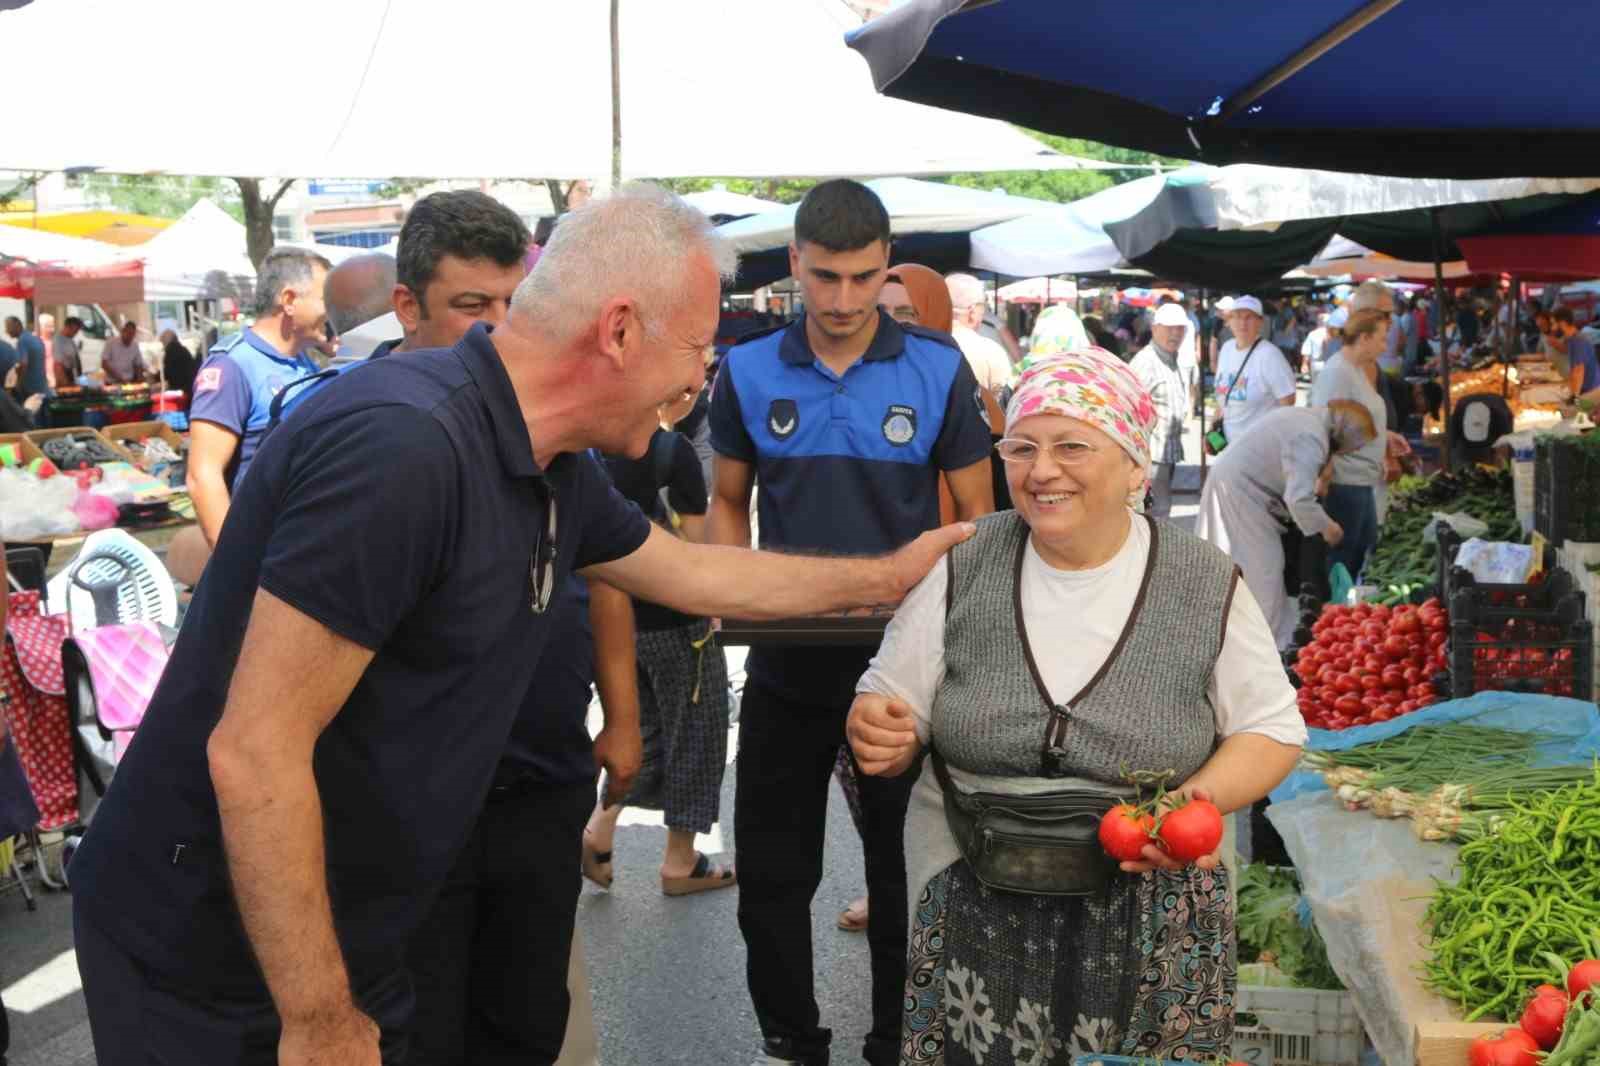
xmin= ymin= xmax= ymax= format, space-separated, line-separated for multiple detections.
xmin=901 ymin=859 xmax=1235 ymax=1066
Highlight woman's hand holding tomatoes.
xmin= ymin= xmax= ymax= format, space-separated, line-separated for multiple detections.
xmin=1115 ymin=786 xmax=1226 ymax=874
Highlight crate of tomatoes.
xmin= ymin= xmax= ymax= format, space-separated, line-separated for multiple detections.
xmin=1446 ymin=564 xmax=1593 ymax=701
xmin=1291 ymin=599 xmax=1448 ymax=730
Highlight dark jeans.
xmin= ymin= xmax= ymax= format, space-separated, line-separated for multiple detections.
xmin=1325 ymin=482 xmax=1379 ymax=580
xmin=75 ymin=909 xmax=412 ymax=1065
xmin=405 ymin=778 xmax=593 ymax=1066
xmin=735 ymin=680 xmax=915 ymax=1066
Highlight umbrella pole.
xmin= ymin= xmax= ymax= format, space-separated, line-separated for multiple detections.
xmin=1431 ymin=208 xmax=1452 ymax=470
xmin=1200 ymin=289 xmax=1210 ymax=483
xmin=610 ymin=0 xmax=623 ymax=187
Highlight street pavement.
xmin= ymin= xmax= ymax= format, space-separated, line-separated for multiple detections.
xmin=0 ymin=418 xmax=1207 ymax=1065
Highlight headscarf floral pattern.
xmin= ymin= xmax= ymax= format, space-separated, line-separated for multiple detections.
xmin=1005 ymin=347 xmax=1159 ymax=474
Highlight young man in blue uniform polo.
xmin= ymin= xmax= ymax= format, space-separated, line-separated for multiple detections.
xmin=709 ymin=179 xmax=995 ymax=1066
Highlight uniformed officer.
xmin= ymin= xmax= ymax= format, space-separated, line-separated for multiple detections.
xmin=187 ymin=247 xmax=330 ymax=546
xmin=708 ymin=179 xmax=995 ymax=1066
xmin=70 ymin=183 xmax=974 ymax=1066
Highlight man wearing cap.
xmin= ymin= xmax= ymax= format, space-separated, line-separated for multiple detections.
xmin=945 ymin=272 xmax=1014 ymax=392
xmin=1214 ymin=295 xmax=1296 ymax=447
xmin=1129 ymin=302 xmax=1192 ymax=517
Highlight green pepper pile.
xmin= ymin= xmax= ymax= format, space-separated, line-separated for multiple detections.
xmin=1364 ymin=468 xmax=1522 ymax=605
xmin=1423 ymin=764 xmax=1600 ymax=1021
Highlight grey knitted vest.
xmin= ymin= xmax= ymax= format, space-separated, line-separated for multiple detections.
xmin=931 ymin=511 xmax=1240 ymax=786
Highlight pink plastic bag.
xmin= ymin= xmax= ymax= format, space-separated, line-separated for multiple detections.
xmin=71 ymin=491 xmax=120 ymax=531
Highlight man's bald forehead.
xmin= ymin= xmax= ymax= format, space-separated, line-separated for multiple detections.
xmin=325 ymin=253 xmax=399 ymax=334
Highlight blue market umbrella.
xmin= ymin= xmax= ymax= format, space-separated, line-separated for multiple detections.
xmin=848 ymin=0 xmax=1600 ymax=179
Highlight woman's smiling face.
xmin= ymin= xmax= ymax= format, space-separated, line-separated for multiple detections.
xmin=1003 ymin=413 xmax=1143 ymax=553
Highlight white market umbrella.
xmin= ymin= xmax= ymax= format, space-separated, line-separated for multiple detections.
xmin=680 ymin=185 xmax=781 ymax=220
xmin=718 ymin=177 xmax=1058 ymax=255
xmin=0 ymin=0 xmax=1125 ymax=183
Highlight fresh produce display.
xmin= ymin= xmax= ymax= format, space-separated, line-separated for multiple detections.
xmin=1539 ymin=990 xmax=1600 ymax=1066
xmin=1292 ymin=599 xmax=1448 ymax=729
xmin=1234 ymin=864 xmax=1344 ymax=991
xmin=1364 ymin=467 xmax=1520 ymax=603
xmin=1520 ymin=984 xmax=1569 ymax=1050
xmin=1467 ymin=980 xmax=1600 ymax=1066
xmin=1423 ymin=767 xmax=1600 ymax=1019
xmin=1300 ymin=724 xmax=1597 ymax=841
xmin=1466 ymin=1027 xmax=1540 ymax=1066
xmin=1455 ymin=617 xmax=1587 ymax=699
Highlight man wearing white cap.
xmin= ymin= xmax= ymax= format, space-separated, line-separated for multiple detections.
xmin=1213 ymin=295 xmax=1296 ymax=447
xmin=1129 ymin=302 xmax=1193 ymax=517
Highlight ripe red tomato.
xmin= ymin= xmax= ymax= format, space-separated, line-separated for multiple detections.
xmin=1334 ymin=674 xmax=1361 ymax=694
xmin=1393 ymin=613 xmax=1422 ymax=635
xmin=1519 ymin=986 xmax=1568 ymax=1050
xmin=1369 ymin=707 xmax=1394 ymax=722
xmin=1156 ymin=799 xmax=1224 ymax=863
xmin=1568 ymin=959 xmax=1600 ymax=998
xmin=1360 ymin=673 xmax=1383 ymax=691
xmin=1381 ymin=666 xmax=1408 ymax=690
xmin=1382 ymin=635 xmax=1410 ymax=658
xmin=1334 ymin=695 xmax=1363 ymax=715
xmin=1467 ymin=1029 xmax=1539 ymax=1066
xmin=1098 ymin=804 xmax=1156 ymax=862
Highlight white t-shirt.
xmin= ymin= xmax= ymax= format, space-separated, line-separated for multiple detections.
xmin=857 ymin=514 xmax=1305 ymax=748
xmin=952 ymin=324 xmax=1014 ymax=392
xmin=1216 ymin=336 xmax=1296 ymax=444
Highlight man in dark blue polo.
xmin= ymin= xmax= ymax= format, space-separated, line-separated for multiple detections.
xmin=187 ymin=247 xmax=330 ymax=547
xmin=69 ymin=183 xmax=973 ymax=1066
xmin=709 ymin=179 xmax=994 ymax=1066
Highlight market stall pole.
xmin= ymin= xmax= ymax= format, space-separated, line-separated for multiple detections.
xmin=1432 ymin=208 xmax=1454 ymax=469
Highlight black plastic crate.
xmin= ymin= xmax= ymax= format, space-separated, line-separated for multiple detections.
xmin=1448 ymin=617 xmax=1593 ymax=701
xmin=1534 ymin=436 xmax=1600 ymax=545
xmin=1438 ymin=524 xmax=1559 ymax=613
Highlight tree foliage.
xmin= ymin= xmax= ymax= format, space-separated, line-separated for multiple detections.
xmin=79 ymin=174 xmax=245 ymax=223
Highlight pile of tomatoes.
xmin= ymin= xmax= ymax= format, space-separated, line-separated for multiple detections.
xmin=1291 ymin=599 xmax=1449 ymax=730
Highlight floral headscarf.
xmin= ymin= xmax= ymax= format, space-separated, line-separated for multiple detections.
xmin=1006 ymin=348 xmax=1159 ymax=476
xmin=1027 ymin=304 xmax=1092 ymax=357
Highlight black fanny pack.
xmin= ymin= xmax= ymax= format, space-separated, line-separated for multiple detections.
xmin=931 ymin=747 xmax=1120 ymax=897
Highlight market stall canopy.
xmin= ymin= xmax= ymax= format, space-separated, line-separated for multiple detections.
xmin=1457 ymin=193 xmax=1600 ymax=282
xmin=0 ymin=225 xmax=123 ymax=269
xmin=846 ymin=0 xmax=1600 ymax=178
xmin=721 ymin=177 xmax=1058 ymax=288
xmin=680 ymin=186 xmax=782 ymax=222
xmin=972 ymin=164 xmax=1600 ymax=291
xmin=997 ymin=277 xmax=1076 ymax=305
xmin=117 ymin=199 xmax=356 ymax=303
xmin=1300 ymin=240 xmax=1476 ymax=284
xmin=0 ymin=0 xmax=1122 ymax=182
xmin=0 ymin=210 xmax=171 ymax=246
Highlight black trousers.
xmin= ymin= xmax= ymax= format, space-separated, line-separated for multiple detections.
xmin=735 ymin=681 xmax=915 ymax=1066
xmin=75 ymin=909 xmax=412 ymax=1066
xmin=405 ymin=778 xmax=593 ymax=1066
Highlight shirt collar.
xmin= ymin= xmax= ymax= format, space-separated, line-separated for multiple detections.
xmin=241 ymin=327 xmax=315 ymax=367
xmin=777 ymin=309 xmax=907 ymax=367
xmin=457 ymin=323 xmax=540 ymax=480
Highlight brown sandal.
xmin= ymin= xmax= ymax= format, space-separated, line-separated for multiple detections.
xmin=581 ymin=830 xmax=614 ymax=889
xmin=661 ymin=852 xmax=736 ymax=897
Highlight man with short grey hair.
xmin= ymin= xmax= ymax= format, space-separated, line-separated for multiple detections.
xmin=945 ymin=272 xmax=1013 ymax=391
xmin=186 ymin=246 xmax=331 ymax=546
xmin=70 ymin=181 xmax=971 ymax=1066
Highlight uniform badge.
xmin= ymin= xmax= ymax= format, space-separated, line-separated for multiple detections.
xmin=195 ymin=366 xmax=222 ymax=393
xmin=768 ymin=399 xmax=799 ymax=439
xmin=882 ymin=404 xmax=917 ymax=446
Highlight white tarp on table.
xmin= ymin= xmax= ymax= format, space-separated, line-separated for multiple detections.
xmin=0 ymin=0 xmax=1122 ymax=182
xmin=718 ymin=177 xmax=1057 ymax=255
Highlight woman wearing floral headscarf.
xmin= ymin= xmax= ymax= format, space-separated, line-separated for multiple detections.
xmin=846 ymin=349 xmax=1305 ymax=1066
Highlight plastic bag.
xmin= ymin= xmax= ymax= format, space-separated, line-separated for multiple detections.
xmin=1329 ymin=562 xmax=1354 ymax=606
xmin=0 ymin=467 xmax=80 ymax=540
xmin=1452 ymin=537 xmax=1535 ymax=584
xmin=71 ymin=491 xmax=119 ymax=531
xmin=1423 ymin=511 xmax=1488 ymax=543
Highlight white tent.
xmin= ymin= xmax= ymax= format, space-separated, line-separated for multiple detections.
xmin=718 ymin=177 xmax=1059 ymax=255
xmin=119 ymin=199 xmax=358 ymax=303
xmin=681 ymin=185 xmax=781 ymax=220
xmin=0 ymin=0 xmax=1129 ymax=183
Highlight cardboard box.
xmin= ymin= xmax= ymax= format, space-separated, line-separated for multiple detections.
xmin=102 ymin=420 xmax=184 ymax=470
xmin=23 ymin=426 xmax=135 ymax=466
xmin=1413 ymin=1021 xmax=1507 ymax=1066
xmin=0 ymin=431 xmax=43 ymax=468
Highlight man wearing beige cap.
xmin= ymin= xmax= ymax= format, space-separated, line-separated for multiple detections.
xmin=1214 ymin=295 xmax=1296 ymax=447
xmin=1129 ymin=301 xmax=1192 ymax=516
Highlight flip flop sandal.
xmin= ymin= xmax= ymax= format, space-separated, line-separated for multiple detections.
xmin=581 ymin=831 xmax=614 ymax=889
xmin=836 ymin=899 xmax=869 ymax=933
xmin=661 ymin=852 xmax=736 ymax=897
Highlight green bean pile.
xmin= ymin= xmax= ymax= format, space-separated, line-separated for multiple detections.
xmin=1424 ymin=765 xmax=1600 ymax=1021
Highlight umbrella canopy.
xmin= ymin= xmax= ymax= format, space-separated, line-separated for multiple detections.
xmin=1457 ymin=193 xmax=1600 ymax=281
xmin=847 ymin=0 xmax=1600 ymax=178
xmin=0 ymin=225 xmax=123 ymax=269
xmin=0 ymin=0 xmax=1119 ymax=182
xmin=997 ymin=277 xmax=1076 ymax=305
xmin=0 ymin=210 xmax=171 ymax=246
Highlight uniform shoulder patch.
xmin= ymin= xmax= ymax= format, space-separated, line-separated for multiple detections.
xmin=195 ymin=365 xmax=224 ymax=393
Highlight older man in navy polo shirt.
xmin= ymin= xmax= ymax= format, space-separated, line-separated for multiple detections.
xmin=68 ymin=184 xmax=974 ymax=1066
xmin=710 ymin=179 xmax=994 ymax=1066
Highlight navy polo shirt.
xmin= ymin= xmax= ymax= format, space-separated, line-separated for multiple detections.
xmin=709 ymin=311 xmax=990 ymax=707
xmin=70 ymin=323 xmax=650 ymax=1018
